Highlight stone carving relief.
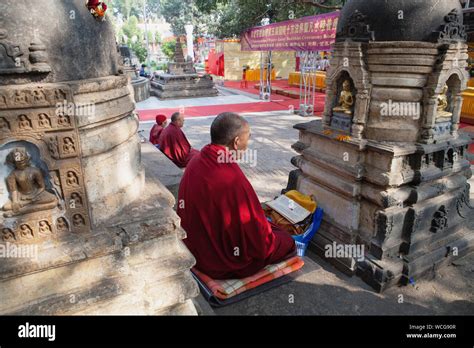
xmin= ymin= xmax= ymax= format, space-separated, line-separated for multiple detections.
xmin=19 ymin=224 xmax=34 ymax=239
xmin=66 ymin=171 xmax=79 ymax=187
xmin=1 ymin=228 xmax=15 ymax=242
xmin=69 ymin=192 xmax=83 ymax=208
xmin=28 ymin=37 xmax=52 ymax=73
xmin=336 ymin=10 xmax=375 ymax=42
xmin=0 ymin=29 xmax=26 ymax=74
xmin=56 ymin=217 xmax=69 ymax=232
xmin=47 ymin=136 xmax=60 ymax=159
xmin=0 ymin=117 xmax=10 ymax=133
xmin=38 ymin=113 xmax=51 ymax=128
xmin=433 ymin=9 xmax=467 ymax=43
xmin=456 ymin=185 xmax=473 ymax=219
xmin=0 ymin=87 xmax=69 ymax=110
xmin=0 ymin=29 xmax=52 ymax=75
xmin=2 ymin=148 xmax=58 ymax=218
xmin=57 ymin=113 xmax=71 ymax=127
xmin=18 ymin=114 xmax=32 ymax=130
xmin=14 ymin=91 xmax=28 ymax=106
xmin=0 ymin=85 xmax=90 ymax=243
xmin=430 ymin=205 xmax=449 ymax=233
xmin=38 ymin=220 xmax=52 ymax=235
xmin=62 ymin=137 xmax=76 ymax=155
xmin=73 ymin=214 xmax=85 ymax=227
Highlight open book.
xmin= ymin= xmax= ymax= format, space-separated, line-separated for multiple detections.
xmin=266 ymin=195 xmax=311 ymax=225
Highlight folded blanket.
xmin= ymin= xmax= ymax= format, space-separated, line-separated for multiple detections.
xmin=192 ymin=256 xmax=304 ymax=300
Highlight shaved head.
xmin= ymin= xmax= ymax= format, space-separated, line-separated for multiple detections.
xmin=211 ymin=112 xmax=249 ymax=147
xmin=171 ymin=112 xmax=181 ymax=122
xmin=171 ymin=112 xmax=184 ymax=128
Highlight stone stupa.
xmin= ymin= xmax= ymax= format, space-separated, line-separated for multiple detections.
xmin=151 ymin=39 xmax=218 ymax=99
xmin=286 ymin=0 xmax=473 ymax=292
xmin=0 ymin=0 xmax=198 ymax=315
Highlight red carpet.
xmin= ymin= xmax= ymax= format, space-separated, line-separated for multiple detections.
xmin=137 ymin=92 xmax=326 ymax=121
xmin=137 ymin=78 xmax=326 ymax=121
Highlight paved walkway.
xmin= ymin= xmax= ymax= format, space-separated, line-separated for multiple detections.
xmin=140 ymin=110 xmax=314 ymax=202
xmin=140 ymin=110 xmax=474 ymax=316
xmin=136 ymin=93 xmax=259 ymax=110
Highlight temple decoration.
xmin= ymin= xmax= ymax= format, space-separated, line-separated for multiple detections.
xmin=2 ymin=148 xmax=57 ymax=218
xmin=333 ymin=80 xmax=354 ymax=115
xmin=436 ymin=84 xmax=453 ymax=118
xmin=86 ymin=0 xmax=108 ymax=21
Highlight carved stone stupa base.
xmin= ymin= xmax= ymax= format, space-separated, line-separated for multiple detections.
xmin=0 ymin=0 xmax=198 ymax=315
xmin=0 ymin=143 xmax=199 ymax=315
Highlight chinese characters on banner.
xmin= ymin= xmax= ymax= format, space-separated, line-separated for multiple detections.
xmin=241 ymin=12 xmax=340 ymax=52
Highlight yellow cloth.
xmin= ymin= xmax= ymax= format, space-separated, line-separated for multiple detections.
xmin=245 ymin=69 xmax=276 ymax=82
xmin=288 ymin=71 xmax=327 ymax=89
xmin=284 ymin=190 xmax=317 ymax=213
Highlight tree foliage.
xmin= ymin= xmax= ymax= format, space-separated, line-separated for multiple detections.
xmin=161 ymin=39 xmax=177 ymax=60
xmin=118 ymin=15 xmax=148 ymax=63
xmin=195 ymin=0 xmax=344 ymax=38
xmin=159 ymin=0 xmax=217 ymax=36
xmin=111 ymin=0 xmax=161 ymax=21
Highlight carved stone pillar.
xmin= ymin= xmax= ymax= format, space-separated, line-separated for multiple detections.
xmin=0 ymin=0 xmax=198 ymax=315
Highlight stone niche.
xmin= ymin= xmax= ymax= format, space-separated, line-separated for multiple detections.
xmin=286 ymin=0 xmax=474 ymax=292
xmin=0 ymin=0 xmax=198 ymax=314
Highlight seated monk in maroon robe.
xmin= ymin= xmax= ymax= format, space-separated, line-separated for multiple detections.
xmin=158 ymin=112 xmax=199 ymax=168
xmin=178 ymin=112 xmax=296 ymax=279
xmin=149 ymin=114 xmax=167 ymax=146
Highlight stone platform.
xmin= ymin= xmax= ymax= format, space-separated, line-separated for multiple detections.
xmin=151 ymin=73 xmax=218 ymax=100
xmin=150 ymin=40 xmax=217 ymax=100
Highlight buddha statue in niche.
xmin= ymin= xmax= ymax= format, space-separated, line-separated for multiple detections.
xmin=2 ymin=147 xmax=58 ymax=218
xmin=333 ymin=80 xmax=354 ymax=115
xmin=436 ymin=84 xmax=453 ymax=118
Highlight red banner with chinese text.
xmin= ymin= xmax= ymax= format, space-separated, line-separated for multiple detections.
xmin=241 ymin=12 xmax=340 ymax=52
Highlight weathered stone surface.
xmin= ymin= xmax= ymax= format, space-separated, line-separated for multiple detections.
xmin=0 ymin=0 xmax=198 ymax=315
xmin=337 ymin=0 xmax=465 ymax=43
xmin=0 ymin=0 xmax=121 ymax=85
xmin=288 ymin=18 xmax=473 ymax=292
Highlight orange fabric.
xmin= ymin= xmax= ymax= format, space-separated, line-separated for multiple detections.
xmin=192 ymin=256 xmax=304 ymax=300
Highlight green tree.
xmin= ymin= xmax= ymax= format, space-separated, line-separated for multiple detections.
xmin=160 ymin=0 xmax=216 ymax=36
xmin=161 ymin=40 xmax=177 ymax=60
xmin=195 ymin=0 xmax=344 ymax=38
xmin=119 ymin=15 xmax=148 ymax=63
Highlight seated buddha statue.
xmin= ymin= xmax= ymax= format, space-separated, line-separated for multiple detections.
xmin=333 ymin=80 xmax=354 ymax=115
xmin=436 ymin=84 xmax=452 ymax=118
xmin=2 ymin=147 xmax=58 ymax=218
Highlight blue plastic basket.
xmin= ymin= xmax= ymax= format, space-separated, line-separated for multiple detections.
xmin=295 ymin=240 xmax=308 ymax=257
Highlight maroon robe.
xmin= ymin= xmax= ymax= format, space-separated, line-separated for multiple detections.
xmin=158 ymin=123 xmax=199 ymax=168
xmin=149 ymin=124 xmax=164 ymax=145
xmin=178 ymin=143 xmax=295 ymax=279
